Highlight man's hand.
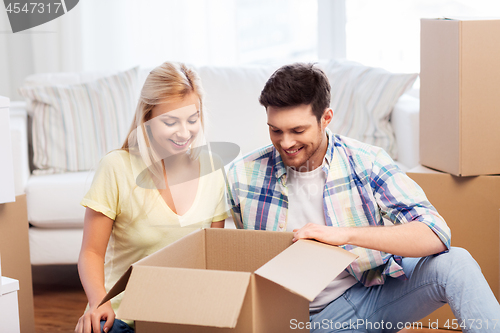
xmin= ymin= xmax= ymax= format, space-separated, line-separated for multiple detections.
xmin=292 ymin=222 xmax=447 ymax=257
xmin=293 ymin=223 xmax=350 ymax=246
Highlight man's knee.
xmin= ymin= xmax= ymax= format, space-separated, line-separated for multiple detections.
xmin=432 ymin=247 xmax=479 ymax=272
xmin=446 ymin=246 xmax=476 ymax=264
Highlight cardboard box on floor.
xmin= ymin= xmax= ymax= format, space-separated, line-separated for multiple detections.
xmin=407 ymin=166 xmax=500 ymax=329
xmin=101 ymin=228 xmax=357 ymax=332
xmin=420 ymin=18 xmax=500 ymax=176
xmin=0 ymin=195 xmax=35 ymax=333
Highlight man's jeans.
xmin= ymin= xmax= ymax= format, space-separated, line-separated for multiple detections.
xmin=310 ymin=247 xmax=500 ymax=333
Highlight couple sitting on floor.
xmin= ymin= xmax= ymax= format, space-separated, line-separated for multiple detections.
xmin=75 ymin=62 xmax=500 ymax=333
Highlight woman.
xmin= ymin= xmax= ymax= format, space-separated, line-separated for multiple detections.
xmin=75 ymin=62 xmax=228 ymax=333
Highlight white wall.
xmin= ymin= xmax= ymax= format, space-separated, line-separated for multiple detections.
xmin=0 ymin=5 xmax=82 ymax=99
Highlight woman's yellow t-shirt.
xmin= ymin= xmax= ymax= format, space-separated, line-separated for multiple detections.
xmin=80 ymin=149 xmax=228 ymax=320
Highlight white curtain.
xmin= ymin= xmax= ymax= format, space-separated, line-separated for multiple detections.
xmin=0 ymin=0 xmax=321 ymax=101
xmin=79 ymin=0 xmax=239 ymax=71
xmin=0 ymin=4 xmax=83 ymax=100
xmin=0 ymin=0 xmax=239 ymax=101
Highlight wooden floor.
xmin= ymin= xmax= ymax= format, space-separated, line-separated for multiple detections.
xmin=33 ymin=265 xmax=87 ymax=333
xmin=32 ymin=265 xmax=456 ymax=333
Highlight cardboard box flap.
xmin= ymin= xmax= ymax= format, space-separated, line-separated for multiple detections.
xmin=205 ymin=228 xmax=294 ymax=272
xmin=99 ymin=266 xmax=133 ymax=306
xmin=134 ymin=229 xmax=206 ymax=269
xmin=255 ymin=240 xmax=358 ymax=301
xmin=118 ymin=266 xmax=252 ymax=328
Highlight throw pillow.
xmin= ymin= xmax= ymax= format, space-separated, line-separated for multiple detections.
xmin=321 ymin=60 xmax=418 ymax=159
xmin=19 ymin=67 xmax=139 ymax=174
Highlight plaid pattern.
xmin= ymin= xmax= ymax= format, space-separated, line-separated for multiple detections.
xmin=226 ymin=129 xmax=451 ymax=287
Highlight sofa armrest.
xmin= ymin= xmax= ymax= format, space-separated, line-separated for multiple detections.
xmin=392 ymin=94 xmax=420 ymax=170
xmin=9 ymin=101 xmax=30 ymax=195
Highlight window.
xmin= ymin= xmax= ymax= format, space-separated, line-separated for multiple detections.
xmin=345 ymin=0 xmax=500 ymax=73
xmin=235 ymin=0 xmax=317 ymax=64
xmin=80 ymin=0 xmax=318 ymax=71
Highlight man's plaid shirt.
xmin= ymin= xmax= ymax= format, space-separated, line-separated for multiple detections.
xmin=226 ymin=129 xmax=451 ymax=286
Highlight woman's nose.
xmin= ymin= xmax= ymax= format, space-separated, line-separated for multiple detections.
xmin=176 ymin=122 xmax=190 ymax=139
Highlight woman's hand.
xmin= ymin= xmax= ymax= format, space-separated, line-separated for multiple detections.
xmin=75 ymin=301 xmax=115 ymax=333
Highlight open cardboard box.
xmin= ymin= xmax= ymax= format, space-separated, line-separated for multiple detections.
xmin=101 ymin=228 xmax=358 ymax=332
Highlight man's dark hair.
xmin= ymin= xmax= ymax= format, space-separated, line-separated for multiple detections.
xmin=259 ymin=63 xmax=331 ymax=122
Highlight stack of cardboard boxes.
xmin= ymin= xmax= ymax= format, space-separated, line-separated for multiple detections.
xmin=407 ymin=18 xmax=500 ymax=328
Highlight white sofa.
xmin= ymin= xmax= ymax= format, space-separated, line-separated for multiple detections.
xmin=9 ymin=62 xmax=420 ymax=266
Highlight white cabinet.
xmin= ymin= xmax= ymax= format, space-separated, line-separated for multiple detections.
xmin=0 ymin=276 xmax=20 ymax=333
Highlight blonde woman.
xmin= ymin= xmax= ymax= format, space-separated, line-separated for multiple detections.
xmin=75 ymin=62 xmax=228 ymax=333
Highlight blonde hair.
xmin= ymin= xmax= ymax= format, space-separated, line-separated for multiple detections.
xmin=122 ymin=62 xmax=206 ymax=184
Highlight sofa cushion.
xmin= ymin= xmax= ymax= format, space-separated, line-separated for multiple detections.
xmin=26 ymin=171 xmax=94 ymax=228
xmin=19 ymin=67 xmax=139 ymax=174
xmin=29 ymin=228 xmax=84 ymax=265
xmin=194 ymin=65 xmax=277 ymax=157
xmin=323 ymin=60 xmax=418 ymax=159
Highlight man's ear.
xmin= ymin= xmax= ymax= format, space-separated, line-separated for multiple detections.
xmin=321 ymin=108 xmax=333 ymax=129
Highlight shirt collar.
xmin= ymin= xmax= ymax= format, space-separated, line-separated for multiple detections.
xmin=273 ymin=128 xmax=335 ymax=180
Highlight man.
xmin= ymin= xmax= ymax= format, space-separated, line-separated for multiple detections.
xmin=226 ymin=63 xmax=500 ymax=332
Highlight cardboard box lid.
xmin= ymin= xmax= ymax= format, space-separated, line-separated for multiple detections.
xmin=255 ymin=239 xmax=358 ymax=301
xmin=117 ymin=266 xmax=252 ymax=328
